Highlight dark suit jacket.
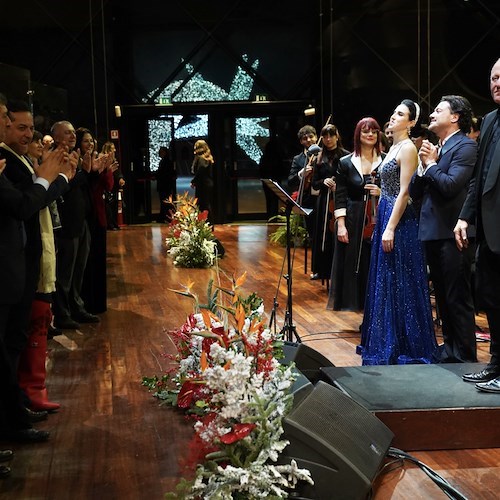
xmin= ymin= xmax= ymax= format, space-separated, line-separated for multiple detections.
xmin=410 ymin=131 xmax=477 ymax=241
xmin=460 ymin=109 xmax=500 ymax=253
xmin=0 ymin=147 xmax=68 ymax=284
xmin=288 ymin=151 xmax=316 ymax=208
xmin=57 ymin=167 xmax=92 ymax=239
xmin=0 ymin=175 xmax=48 ymax=304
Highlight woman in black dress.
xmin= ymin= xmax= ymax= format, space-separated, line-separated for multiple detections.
xmin=328 ymin=117 xmax=383 ymax=311
xmin=191 ymin=140 xmax=214 ymax=218
xmin=310 ymin=124 xmax=349 ymax=281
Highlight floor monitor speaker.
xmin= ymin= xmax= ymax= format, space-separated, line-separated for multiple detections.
xmin=281 ymin=341 xmax=335 ymax=384
xmin=281 ymin=381 xmax=393 ymax=500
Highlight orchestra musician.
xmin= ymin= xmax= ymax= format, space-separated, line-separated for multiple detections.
xmin=310 ymin=123 xmax=349 ymax=281
xmin=328 ymin=117 xmax=384 ymax=311
xmin=287 ymin=125 xmax=318 ymax=243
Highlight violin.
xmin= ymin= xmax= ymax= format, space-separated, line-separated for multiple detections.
xmin=328 ymin=193 xmax=335 ymax=232
xmin=362 ymin=196 xmax=377 ymax=239
xmin=355 ymin=170 xmax=380 ymax=274
xmin=362 ymin=170 xmax=380 ymax=239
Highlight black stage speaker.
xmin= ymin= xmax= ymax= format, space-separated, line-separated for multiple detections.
xmin=281 ymin=341 xmax=335 ymax=384
xmin=281 ymin=381 xmax=394 ymax=500
xmin=290 ymin=367 xmax=314 ymax=407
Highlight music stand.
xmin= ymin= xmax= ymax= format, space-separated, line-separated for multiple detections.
xmin=263 ymin=179 xmax=313 ymax=343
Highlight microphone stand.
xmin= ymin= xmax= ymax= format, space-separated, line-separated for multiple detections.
xmin=281 ymin=201 xmax=301 ymax=343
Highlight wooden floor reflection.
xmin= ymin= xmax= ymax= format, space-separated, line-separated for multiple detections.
xmin=1 ymin=223 xmax=499 ymax=499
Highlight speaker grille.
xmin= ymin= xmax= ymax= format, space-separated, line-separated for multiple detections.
xmin=284 ymin=381 xmax=393 ymax=480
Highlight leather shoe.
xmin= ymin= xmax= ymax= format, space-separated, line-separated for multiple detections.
xmin=48 ymin=324 xmax=63 ymax=339
xmin=0 ymin=428 xmax=50 ymax=443
xmin=24 ymin=407 xmax=48 ymax=423
xmin=0 ymin=465 xmax=11 ymax=478
xmin=462 ymin=366 xmax=500 ymax=383
xmin=72 ymin=312 xmax=100 ymax=323
xmin=476 ymin=376 xmax=500 ymax=393
xmin=54 ymin=317 xmax=80 ymax=330
xmin=0 ymin=450 xmax=13 ymax=462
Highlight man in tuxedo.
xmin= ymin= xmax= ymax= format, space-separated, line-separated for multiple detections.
xmin=410 ymin=95 xmax=478 ymax=363
xmin=455 ymin=58 xmax=500 ymax=391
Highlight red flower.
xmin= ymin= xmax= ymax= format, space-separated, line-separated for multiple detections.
xmin=198 ymin=210 xmax=209 ymax=221
xmin=202 ymin=336 xmax=216 ymax=355
xmin=220 ymin=423 xmax=257 ymax=444
xmin=177 ymin=380 xmax=205 ymax=409
xmin=212 ymin=325 xmax=230 ymax=347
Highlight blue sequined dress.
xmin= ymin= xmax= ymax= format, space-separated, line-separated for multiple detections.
xmin=360 ymin=156 xmax=437 ymax=365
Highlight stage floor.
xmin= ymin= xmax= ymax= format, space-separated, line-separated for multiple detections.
xmin=322 ymin=363 xmax=500 ymax=450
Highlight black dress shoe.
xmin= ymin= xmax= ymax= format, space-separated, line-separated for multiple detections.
xmin=462 ymin=366 xmax=500 ymax=383
xmin=24 ymin=407 xmax=48 ymax=423
xmin=48 ymin=324 xmax=63 ymax=339
xmin=0 ymin=465 xmax=11 ymax=478
xmin=476 ymin=376 xmax=500 ymax=393
xmin=0 ymin=428 xmax=50 ymax=443
xmin=0 ymin=450 xmax=13 ymax=462
xmin=72 ymin=312 xmax=100 ymax=323
xmin=54 ymin=317 xmax=80 ymax=329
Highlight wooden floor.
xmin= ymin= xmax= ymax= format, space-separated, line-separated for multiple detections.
xmin=1 ymin=223 xmax=499 ymax=499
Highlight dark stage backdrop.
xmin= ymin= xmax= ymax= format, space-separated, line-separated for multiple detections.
xmin=1 ymin=0 xmax=499 ymax=150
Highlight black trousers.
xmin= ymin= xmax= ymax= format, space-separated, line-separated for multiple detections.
xmin=426 ymin=238 xmax=477 ymax=363
xmin=475 ymin=240 xmax=500 ymax=366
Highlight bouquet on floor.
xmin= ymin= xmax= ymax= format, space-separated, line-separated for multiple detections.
xmin=165 ymin=193 xmax=218 ymax=268
xmin=142 ymin=272 xmax=313 ymax=499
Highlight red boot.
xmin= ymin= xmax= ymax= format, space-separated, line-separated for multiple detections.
xmin=18 ymin=299 xmax=61 ymax=412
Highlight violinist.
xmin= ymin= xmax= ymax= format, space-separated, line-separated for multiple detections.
xmin=327 ymin=117 xmax=384 ymax=311
xmin=287 ymin=125 xmax=318 ymax=241
xmin=310 ymin=124 xmax=349 ymax=281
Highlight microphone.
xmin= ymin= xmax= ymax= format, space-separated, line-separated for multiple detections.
xmin=308 ymin=144 xmax=321 ymax=155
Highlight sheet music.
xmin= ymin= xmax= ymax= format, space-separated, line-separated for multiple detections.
xmin=261 ymin=179 xmax=313 ymax=216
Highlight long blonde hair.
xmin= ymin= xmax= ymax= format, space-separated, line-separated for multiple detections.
xmin=194 ymin=139 xmax=214 ymax=164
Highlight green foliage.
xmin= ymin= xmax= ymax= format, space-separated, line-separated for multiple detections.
xmin=268 ymin=213 xmax=307 ymax=247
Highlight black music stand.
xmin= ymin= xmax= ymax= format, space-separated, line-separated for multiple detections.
xmin=262 ymin=179 xmax=313 ymax=343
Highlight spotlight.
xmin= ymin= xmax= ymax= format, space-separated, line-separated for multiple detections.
xmin=114 ymin=105 xmax=122 ymax=118
xmin=304 ymin=107 xmax=315 ymax=117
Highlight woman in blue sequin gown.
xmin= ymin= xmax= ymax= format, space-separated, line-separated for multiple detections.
xmin=360 ymin=100 xmax=437 ymax=365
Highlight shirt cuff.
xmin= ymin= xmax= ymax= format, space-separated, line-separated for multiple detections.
xmin=423 ymin=162 xmax=437 ymax=175
xmin=58 ymin=173 xmax=69 ymax=183
xmin=334 ymin=208 xmax=346 ymax=218
xmin=34 ymin=178 xmax=49 ymax=190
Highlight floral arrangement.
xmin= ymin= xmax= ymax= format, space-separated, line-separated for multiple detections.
xmin=165 ymin=193 xmax=219 ymax=268
xmin=142 ymin=273 xmax=313 ymax=499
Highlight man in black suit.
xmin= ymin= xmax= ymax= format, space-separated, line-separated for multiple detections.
xmin=1 ymin=101 xmax=70 ymax=371
xmin=51 ymin=121 xmax=100 ymax=329
xmin=410 ymin=95 xmax=478 ymax=363
xmin=288 ymin=125 xmax=318 ymax=276
xmin=0 ymin=92 xmax=68 ymax=452
xmin=455 ymin=58 xmax=500 ymax=391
